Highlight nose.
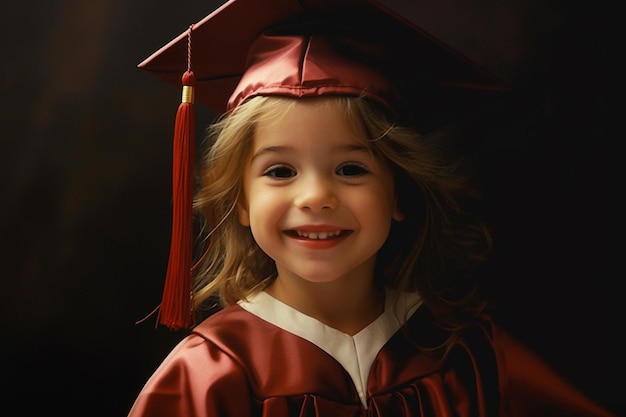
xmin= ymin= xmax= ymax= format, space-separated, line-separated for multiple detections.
xmin=293 ymin=173 xmax=338 ymax=212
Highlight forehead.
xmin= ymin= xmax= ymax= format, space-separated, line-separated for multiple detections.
xmin=250 ymin=97 xmax=372 ymax=149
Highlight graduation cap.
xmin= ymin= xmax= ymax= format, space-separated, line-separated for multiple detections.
xmin=138 ymin=0 xmax=509 ymax=329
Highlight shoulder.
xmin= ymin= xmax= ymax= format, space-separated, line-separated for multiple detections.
xmin=147 ymin=305 xmax=256 ymax=386
xmin=127 ymin=305 xmax=257 ymax=416
xmin=193 ymin=302 xmax=263 ymax=337
xmin=162 ymin=303 xmax=271 ymax=368
xmin=467 ymin=314 xmax=618 ymax=417
xmin=191 ymin=303 xmax=280 ymax=352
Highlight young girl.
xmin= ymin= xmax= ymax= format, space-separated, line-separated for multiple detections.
xmin=129 ymin=0 xmax=617 ymax=416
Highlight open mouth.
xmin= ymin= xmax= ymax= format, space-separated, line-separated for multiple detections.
xmin=287 ymin=230 xmax=349 ymax=240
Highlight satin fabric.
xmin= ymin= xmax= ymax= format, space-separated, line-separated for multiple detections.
xmin=138 ymin=0 xmax=507 ymax=117
xmin=228 ymin=33 xmax=400 ymax=113
xmin=128 ymin=304 xmax=615 ymax=417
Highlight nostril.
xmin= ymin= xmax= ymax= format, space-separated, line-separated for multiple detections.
xmin=294 ymin=187 xmax=338 ymax=211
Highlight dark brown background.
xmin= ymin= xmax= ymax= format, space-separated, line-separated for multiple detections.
xmin=0 ymin=1 xmax=621 ymax=416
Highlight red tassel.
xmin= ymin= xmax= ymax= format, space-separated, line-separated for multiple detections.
xmin=158 ymin=26 xmax=196 ymax=330
xmin=159 ymin=70 xmax=195 ymax=330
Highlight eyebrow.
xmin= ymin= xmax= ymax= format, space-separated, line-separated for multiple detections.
xmin=250 ymin=143 xmax=371 ymax=162
xmin=250 ymin=145 xmax=291 ymax=162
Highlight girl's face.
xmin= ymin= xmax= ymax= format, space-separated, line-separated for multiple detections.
xmin=238 ymin=98 xmax=403 ymax=286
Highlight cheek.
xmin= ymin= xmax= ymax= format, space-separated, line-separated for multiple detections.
xmin=345 ymin=189 xmax=396 ymax=242
xmin=359 ymin=183 xmax=397 ymax=216
xmin=246 ymin=190 xmax=288 ymax=255
xmin=246 ymin=188 xmax=285 ymax=227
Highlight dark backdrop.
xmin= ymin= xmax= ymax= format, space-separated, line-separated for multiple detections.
xmin=0 ymin=1 xmax=621 ymax=416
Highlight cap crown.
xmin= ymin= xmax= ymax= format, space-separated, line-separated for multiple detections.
xmin=139 ymin=0 xmax=507 ymax=130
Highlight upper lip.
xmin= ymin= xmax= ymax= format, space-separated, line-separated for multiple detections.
xmin=287 ymin=224 xmax=346 ymax=233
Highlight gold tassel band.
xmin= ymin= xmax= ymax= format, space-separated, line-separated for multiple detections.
xmin=181 ymin=86 xmax=195 ymax=104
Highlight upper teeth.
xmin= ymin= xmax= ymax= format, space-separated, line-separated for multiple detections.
xmin=296 ymin=230 xmax=341 ymax=239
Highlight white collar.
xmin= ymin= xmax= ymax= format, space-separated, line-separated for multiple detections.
xmin=239 ymin=290 xmax=422 ymax=407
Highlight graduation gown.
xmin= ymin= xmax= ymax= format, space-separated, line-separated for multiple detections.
xmin=128 ymin=291 xmax=615 ymax=417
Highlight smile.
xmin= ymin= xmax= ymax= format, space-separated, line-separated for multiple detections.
xmin=295 ymin=230 xmax=343 ymax=240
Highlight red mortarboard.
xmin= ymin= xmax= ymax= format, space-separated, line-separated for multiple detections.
xmin=138 ymin=0 xmax=509 ymax=329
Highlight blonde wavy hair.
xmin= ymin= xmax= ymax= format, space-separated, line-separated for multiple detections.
xmin=192 ymin=95 xmax=492 ymax=339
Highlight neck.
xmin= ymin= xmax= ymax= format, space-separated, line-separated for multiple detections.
xmin=266 ymin=276 xmax=385 ymax=336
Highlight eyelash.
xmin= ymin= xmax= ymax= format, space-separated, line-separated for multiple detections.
xmin=262 ymin=163 xmax=370 ymax=179
xmin=336 ymin=163 xmax=369 ymax=177
xmin=263 ymin=165 xmax=295 ymax=178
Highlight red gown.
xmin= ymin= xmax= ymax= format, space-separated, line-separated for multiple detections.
xmin=128 ymin=291 xmax=615 ymax=417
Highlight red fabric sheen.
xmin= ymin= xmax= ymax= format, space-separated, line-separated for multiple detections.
xmin=129 ymin=306 xmax=617 ymax=417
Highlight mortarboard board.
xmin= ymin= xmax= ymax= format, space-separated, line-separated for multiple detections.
xmin=140 ymin=0 xmax=508 ymax=126
xmin=138 ymin=0 xmax=509 ymax=329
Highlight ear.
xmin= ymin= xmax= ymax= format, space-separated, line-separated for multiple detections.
xmin=392 ymin=206 xmax=405 ymax=222
xmin=391 ymin=193 xmax=405 ymax=222
xmin=237 ymin=202 xmax=250 ymax=226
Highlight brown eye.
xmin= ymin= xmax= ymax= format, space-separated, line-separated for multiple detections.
xmin=264 ymin=165 xmax=296 ymax=178
xmin=337 ymin=163 xmax=368 ymax=177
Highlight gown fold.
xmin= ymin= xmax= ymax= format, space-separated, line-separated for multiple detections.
xmin=128 ymin=294 xmax=615 ymax=417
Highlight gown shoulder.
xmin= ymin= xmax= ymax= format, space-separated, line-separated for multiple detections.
xmin=128 ymin=304 xmax=617 ymax=417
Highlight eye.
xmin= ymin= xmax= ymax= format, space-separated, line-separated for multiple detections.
xmin=336 ymin=163 xmax=369 ymax=177
xmin=263 ymin=165 xmax=296 ymax=178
